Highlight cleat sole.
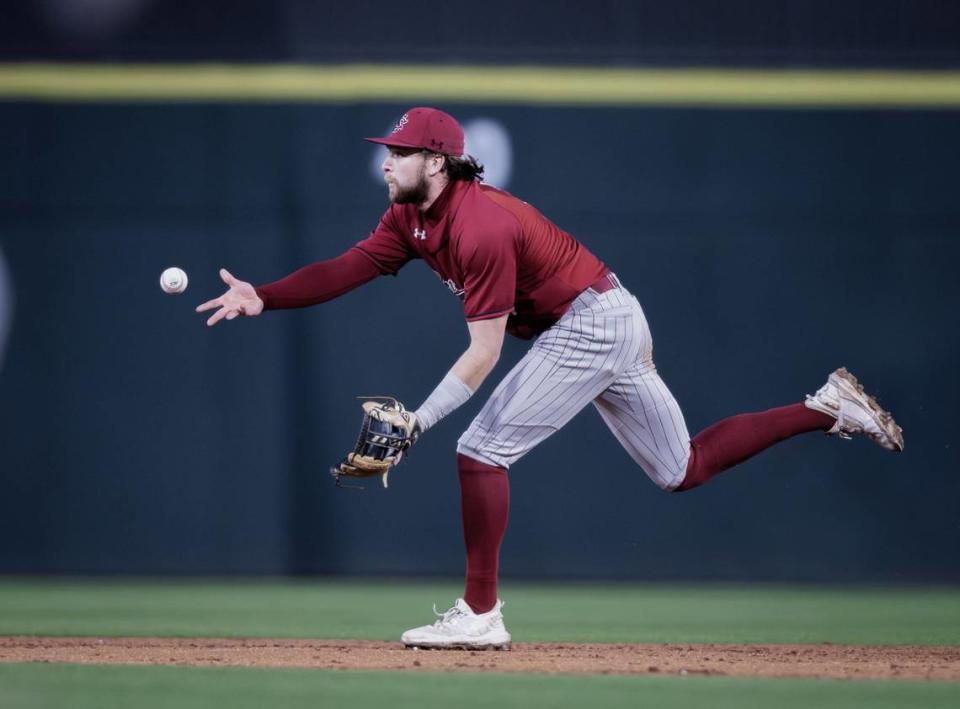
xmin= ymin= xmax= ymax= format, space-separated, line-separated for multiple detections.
xmin=832 ymin=367 xmax=904 ymax=451
xmin=404 ymin=642 xmax=511 ymax=651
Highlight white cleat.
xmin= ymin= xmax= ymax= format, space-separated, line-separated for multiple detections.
xmin=805 ymin=367 xmax=904 ymax=452
xmin=401 ymin=598 xmax=512 ymax=650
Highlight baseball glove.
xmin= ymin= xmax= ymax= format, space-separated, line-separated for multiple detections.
xmin=330 ymin=397 xmax=420 ymax=488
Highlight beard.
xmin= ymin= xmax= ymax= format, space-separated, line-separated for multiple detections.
xmin=389 ymin=166 xmax=430 ymax=205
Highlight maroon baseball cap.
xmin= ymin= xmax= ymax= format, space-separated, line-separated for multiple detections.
xmin=365 ymin=107 xmax=465 ymax=156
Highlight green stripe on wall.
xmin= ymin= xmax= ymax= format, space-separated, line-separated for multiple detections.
xmin=2 ymin=63 xmax=960 ymax=107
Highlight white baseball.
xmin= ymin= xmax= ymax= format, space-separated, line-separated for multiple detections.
xmin=160 ymin=267 xmax=188 ymax=295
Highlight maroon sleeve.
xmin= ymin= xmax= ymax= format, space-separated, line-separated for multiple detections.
xmin=255 ymin=249 xmax=381 ymax=310
xmin=461 ymin=230 xmax=517 ymax=322
xmin=255 ymin=210 xmax=416 ymax=310
xmin=351 ymin=208 xmax=416 ymax=276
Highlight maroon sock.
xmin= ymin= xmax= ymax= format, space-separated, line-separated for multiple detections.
xmin=458 ymin=453 xmax=510 ymax=614
xmin=676 ymin=402 xmax=834 ymax=492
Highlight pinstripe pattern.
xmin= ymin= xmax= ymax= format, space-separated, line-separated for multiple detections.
xmin=457 ymin=276 xmax=691 ymax=489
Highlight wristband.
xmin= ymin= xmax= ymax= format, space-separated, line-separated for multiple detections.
xmin=414 ymin=372 xmax=474 ymax=432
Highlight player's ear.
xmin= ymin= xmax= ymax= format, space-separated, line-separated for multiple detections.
xmin=425 ymin=152 xmax=446 ymax=177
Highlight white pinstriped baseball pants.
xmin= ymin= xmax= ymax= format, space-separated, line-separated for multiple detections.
xmin=457 ymin=276 xmax=692 ymax=490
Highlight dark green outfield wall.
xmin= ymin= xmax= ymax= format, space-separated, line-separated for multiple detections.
xmin=0 ymin=102 xmax=957 ymax=580
xmin=6 ymin=0 xmax=959 ymax=67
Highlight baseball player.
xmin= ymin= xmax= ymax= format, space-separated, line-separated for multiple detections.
xmin=196 ymin=107 xmax=904 ymax=650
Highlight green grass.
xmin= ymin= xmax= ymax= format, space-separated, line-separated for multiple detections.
xmin=2 ymin=580 xmax=958 ymax=709
xmin=1 ymin=664 xmax=959 ymax=709
xmin=1 ymin=579 xmax=958 ymax=645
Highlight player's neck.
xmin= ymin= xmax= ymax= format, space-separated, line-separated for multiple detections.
xmin=418 ymin=175 xmax=451 ymax=212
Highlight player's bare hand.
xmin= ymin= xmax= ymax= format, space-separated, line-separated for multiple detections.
xmin=195 ymin=268 xmax=264 ymax=327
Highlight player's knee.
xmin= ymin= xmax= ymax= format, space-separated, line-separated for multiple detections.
xmin=456 ymin=427 xmax=478 ymax=455
xmin=457 ymin=425 xmax=512 ymax=468
xmin=646 ymin=459 xmax=689 ymax=493
xmin=456 ymin=440 xmax=509 ymax=470
xmin=657 ymin=475 xmax=685 ymax=493
xmin=666 ymin=477 xmax=687 ymax=493
xmin=621 ymin=458 xmax=683 ymax=492
xmin=665 ymin=456 xmax=694 ymax=493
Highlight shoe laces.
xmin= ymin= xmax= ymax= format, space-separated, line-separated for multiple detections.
xmin=432 ymin=603 xmax=468 ymax=627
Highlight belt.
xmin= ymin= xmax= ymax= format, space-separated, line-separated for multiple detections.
xmin=587 ymin=272 xmax=620 ymax=294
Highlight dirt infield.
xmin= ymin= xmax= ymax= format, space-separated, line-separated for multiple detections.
xmin=2 ymin=637 xmax=959 ymax=680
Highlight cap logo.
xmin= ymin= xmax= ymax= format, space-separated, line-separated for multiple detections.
xmin=391 ymin=114 xmax=409 ymax=134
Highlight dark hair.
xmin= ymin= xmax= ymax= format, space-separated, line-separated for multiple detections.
xmin=439 ymin=153 xmax=485 ymax=182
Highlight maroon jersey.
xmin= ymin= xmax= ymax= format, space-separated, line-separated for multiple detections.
xmin=353 ymin=179 xmax=607 ymax=339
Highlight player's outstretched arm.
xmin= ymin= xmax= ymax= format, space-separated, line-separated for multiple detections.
xmin=195 ymin=268 xmax=265 ymax=327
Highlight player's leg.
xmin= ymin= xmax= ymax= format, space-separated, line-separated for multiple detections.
xmin=402 ymin=287 xmax=642 ymax=648
xmin=592 ymin=360 xmax=693 ymax=491
xmin=452 ymin=285 xmax=644 ymax=610
xmin=400 ymin=451 xmax=513 ymax=650
xmin=677 ymin=402 xmax=837 ymax=491
xmin=457 ymin=452 xmax=509 ymax=614
xmin=595 ymin=296 xmax=902 ymax=491
xmin=597 ymin=369 xmax=837 ymax=490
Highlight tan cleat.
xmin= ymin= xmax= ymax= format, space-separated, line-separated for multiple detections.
xmin=805 ymin=367 xmax=904 ymax=451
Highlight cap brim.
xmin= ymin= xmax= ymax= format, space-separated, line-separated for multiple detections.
xmin=364 ymin=137 xmax=422 ymax=148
